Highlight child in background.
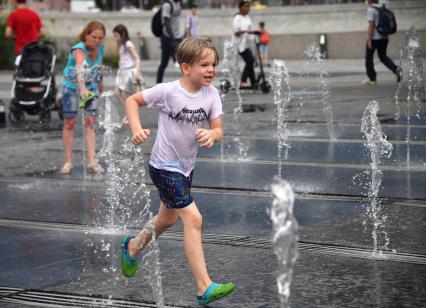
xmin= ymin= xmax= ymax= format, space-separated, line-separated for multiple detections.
xmin=122 ymin=38 xmax=235 ymax=305
xmin=258 ymin=21 xmax=270 ymax=65
xmin=113 ymin=24 xmax=142 ymax=124
xmin=185 ymin=4 xmax=199 ymax=38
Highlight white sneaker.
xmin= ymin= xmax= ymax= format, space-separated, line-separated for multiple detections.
xmin=362 ymin=79 xmax=377 ymax=85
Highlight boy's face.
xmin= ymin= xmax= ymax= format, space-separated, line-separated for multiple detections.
xmin=191 ymin=7 xmax=197 ymax=15
xmin=187 ymin=49 xmax=217 ymax=88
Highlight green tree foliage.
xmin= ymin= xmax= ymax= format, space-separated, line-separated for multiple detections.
xmin=0 ymin=16 xmax=15 ymax=69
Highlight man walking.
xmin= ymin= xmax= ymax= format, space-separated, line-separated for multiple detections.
xmin=363 ymin=0 xmax=401 ymax=85
xmin=5 ymin=0 xmax=45 ymax=63
xmin=156 ymin=0 xmax=183 ymax=84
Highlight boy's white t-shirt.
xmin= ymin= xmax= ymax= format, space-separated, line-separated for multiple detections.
xmin=143 ymin=80 xmax=222 ymax=177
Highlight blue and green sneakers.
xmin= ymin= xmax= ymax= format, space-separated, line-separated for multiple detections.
xmin=197 ymin=282 xmax=236 ymax=305
xmin=121 ymin=234 xmax=139 ymax=278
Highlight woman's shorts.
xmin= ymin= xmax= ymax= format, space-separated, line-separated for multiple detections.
xmin=149 ymin=164 xmax=194 ymax=209
xmin=259 ymin=44 xmax=268 ymax=54
xmin=62 ymin=87 xmax=99 ymax=118
xmin=115 ymin=67 xmax=142 ymax=94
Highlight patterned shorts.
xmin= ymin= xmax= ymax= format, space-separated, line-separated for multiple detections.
xmin=149 ymin=164 xmax=193 ymax=209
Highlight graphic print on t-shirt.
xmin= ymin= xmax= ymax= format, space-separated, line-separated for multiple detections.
xmin=169 ymin=106 xmax=208 ymax=125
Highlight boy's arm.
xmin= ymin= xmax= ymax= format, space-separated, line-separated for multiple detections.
xmin=125 ymin=92 xmax=150 ymax=144
xmin=196 ymin=116 xmax=223 ymax=148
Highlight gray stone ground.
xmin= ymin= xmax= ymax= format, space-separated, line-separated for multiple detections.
xmin=0 ymin=58 xmax=425 ymax=308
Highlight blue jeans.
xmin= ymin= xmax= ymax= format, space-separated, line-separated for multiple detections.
xmin=156 ymin=36 xmax=182 ymax=84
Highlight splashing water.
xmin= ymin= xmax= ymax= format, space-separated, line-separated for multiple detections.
xmin=86 ymin=90 xmax=164 ymax=306
xmin=120 ymin=141 xmax=164 ymax=307
xmin=271 ymin=60 xmax=291 ymax=177
xmin=361 ymin=101 xmax=393 ymax=255
xmin=270 ymin=177 xmax=299 ymax=308
xmin=405 ymin=27 xmax=425 ymax=169
xmin=394 ymin=49 xmax=403 ymax=120
xmin=304 ymin=43 xmax=336 ymax=140
xmin=73 ymin=64 xmax=112 ymax=180
xmin=406 ymin=27 xmax=426 ymax=119
xmin=221 ymin=40 xmax=249 ymax=159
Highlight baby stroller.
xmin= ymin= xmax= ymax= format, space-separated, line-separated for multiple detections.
xmin=220 ymin=31 xmax=271 ymax=95
xmin=9 ymin=41 xmax=62 ymax=124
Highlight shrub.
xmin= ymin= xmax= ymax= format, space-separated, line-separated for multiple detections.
xmin=0 ymin=16 xmax=15 ymax=69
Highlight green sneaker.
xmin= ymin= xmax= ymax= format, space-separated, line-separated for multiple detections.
xmin=121 ymin=234 xmax=139 ymax=278
xmin=79 ymin=92 xmax=95 ymax=109
xmin=196 ymin=282 xmax=236 ymax=305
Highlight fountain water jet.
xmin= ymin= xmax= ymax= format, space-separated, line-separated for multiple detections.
xmin=361 ymin=100 xmax=393 ymax=255
xmin=270 ymin=177 xmax=299 ymax=308
xmin=304 ymin=43 xmax=336 ymax=140
xmin=404 ymin=27 xmax=426 ymax=170
xmin=271 ymin=60 xmax=291 ymax=177
xmin=84 ymin=90 xmax=164 ymax=306
xmin=221 ymin=41 xmax=249 ymax=160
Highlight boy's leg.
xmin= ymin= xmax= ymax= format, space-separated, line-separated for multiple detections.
xmin=176 ymin=202 xmax=212 ymax=296
xmin=128 ymin=201 xmax=178 ymax=258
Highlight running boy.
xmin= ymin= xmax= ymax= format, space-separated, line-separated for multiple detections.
xmin=122 ymin=38 xmax=235 ymax=305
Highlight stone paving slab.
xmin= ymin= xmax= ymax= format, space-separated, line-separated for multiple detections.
xmin=1 ymin=177 xmax=425 ymax=254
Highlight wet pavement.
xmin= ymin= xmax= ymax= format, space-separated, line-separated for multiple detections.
xmin=0 ymin=59 xmax=426 ymax=307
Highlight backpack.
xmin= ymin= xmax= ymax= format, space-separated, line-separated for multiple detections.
xmin=259 ymin=31 xmax=270 ymax=45
xmin=373 ymin=5 xmax=397 ymax=35
xmin=151 ymin=0 xmax=173 ymax=37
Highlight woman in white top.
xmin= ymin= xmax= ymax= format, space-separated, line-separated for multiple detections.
xmin=113 ymin=24 xmax=142 ymax=123
xmin=232 ymin=0 xmax=256 ymax=88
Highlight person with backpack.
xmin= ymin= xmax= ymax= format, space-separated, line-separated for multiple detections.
xmin=363 ymin=0 xmax=402 ymax=85
xmin=258 ymin=21 xmax=270 ymax=65
xmin=153 ymin=0 xmax=183 ymax=84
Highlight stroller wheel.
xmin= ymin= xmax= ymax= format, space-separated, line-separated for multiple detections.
xmin=39 ymin=108 xmax=51 ymax=124
xmin=220 ymin=79 xmax=231 ymax=94
xmin=260 ymin=81 xmax=271 ymax=94
xmin=8 ymin=102 xmax=25 ymax=124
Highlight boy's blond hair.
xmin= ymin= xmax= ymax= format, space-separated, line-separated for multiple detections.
xmin=176 ymin=38 xmax=219 ymax=66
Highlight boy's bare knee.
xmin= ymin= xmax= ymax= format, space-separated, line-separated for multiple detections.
xmin=186 ymin=211 xmax=202 ymax=230
xmin=164 ymin=216 xmax=178 ymax=229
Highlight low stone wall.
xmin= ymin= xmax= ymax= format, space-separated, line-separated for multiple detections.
xmin=2 ymin=0 xmax=425 ymax=60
